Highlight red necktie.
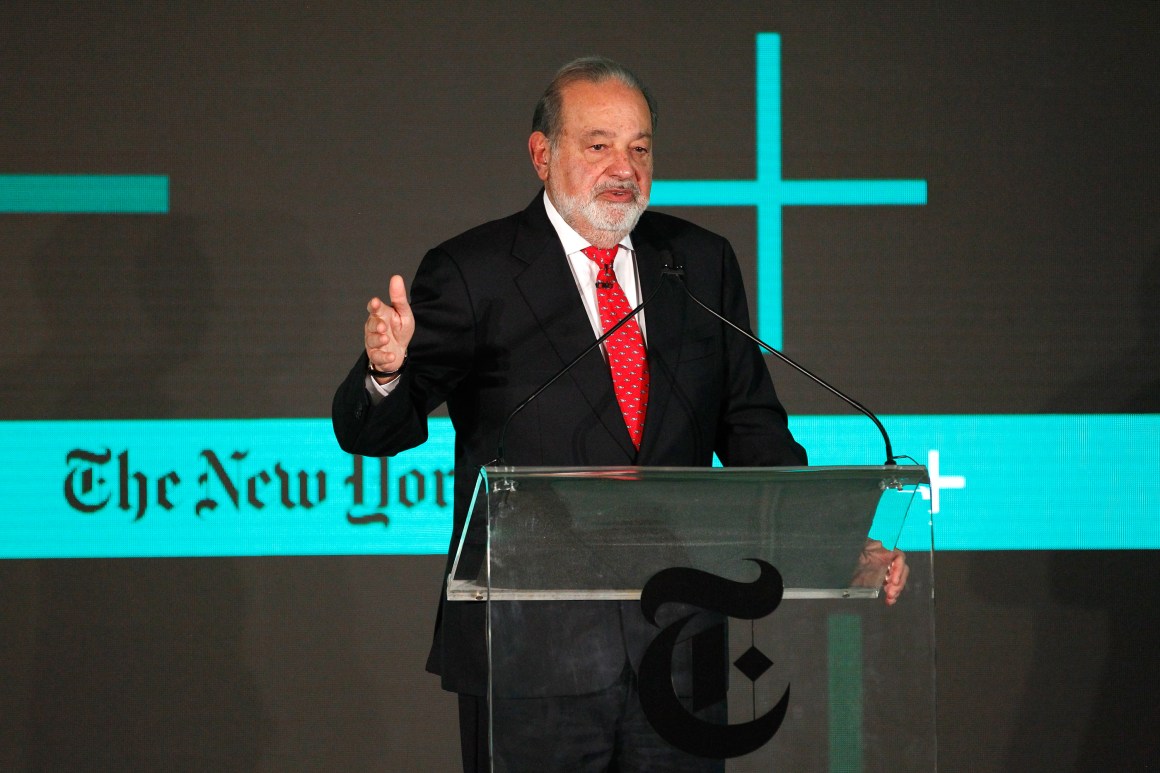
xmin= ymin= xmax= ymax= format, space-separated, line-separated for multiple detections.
xmin=582 ymin=246 xmax=649 ymax=450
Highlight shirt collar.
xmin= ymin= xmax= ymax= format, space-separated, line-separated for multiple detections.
xmin=543 ymin=190 xmax=635 ymax=256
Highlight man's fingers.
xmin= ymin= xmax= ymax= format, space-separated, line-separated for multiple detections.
xmin=365 ymin=309 xmax=385 ymax=331
xmin=387 ymin=275 xmax=411 ymax=316
xmin=882 ymin=553 xmax=909 ymax=605
xmin=364 ymin=277 xmax=415 ymax=364
xmin=388 ymin=274 xmax=407 ymax=302
xmin=365 ymin=295 xmax=395 ymax=356
xmin=893 ymin=559 xmax=909 ymax=587
xmin=385 ymin=275 xmax=416 ymax=351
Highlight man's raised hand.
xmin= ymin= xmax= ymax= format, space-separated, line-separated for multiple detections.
xmin=365 ymin=274 xmax=414 ymax=384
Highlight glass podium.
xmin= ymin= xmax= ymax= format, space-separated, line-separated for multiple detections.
xmin=447 ymin=465 xmax=935 ymax=772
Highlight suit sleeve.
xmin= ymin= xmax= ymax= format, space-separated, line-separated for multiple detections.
xmin=713 ymin=239 xmax=808 ymax=467
xmin=332 ymin=247 xmax=476 ymax=457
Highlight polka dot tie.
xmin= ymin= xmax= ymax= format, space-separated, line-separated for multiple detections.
xmin=583 ymin=246 xmax=649 ymax=450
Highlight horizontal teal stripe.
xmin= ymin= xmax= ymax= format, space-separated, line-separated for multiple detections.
xmin=0 ymin=174 xmax=169 ymax=213
xmin=792 ymin=414 xmax=1160 ymax=551
xmin=650 ymin=180 xmax=762 ymax=206
xmin=651 ymin=179 xmax=927 ymax=207
xmin=0 ymin=419 xmax=454 ymax=558
xmin=0 ymin=415 xmax=1155 ymax=558
xmin=779 ymin=179 xmax=927 ymax=206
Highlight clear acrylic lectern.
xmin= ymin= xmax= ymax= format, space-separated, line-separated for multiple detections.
xmin=447 ymin=465 xmax=935 ymax=772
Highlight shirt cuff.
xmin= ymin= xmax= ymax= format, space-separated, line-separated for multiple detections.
xmin=365 ymin=372 xmax=401 ymax=404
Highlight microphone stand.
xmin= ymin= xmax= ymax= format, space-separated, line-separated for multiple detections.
xmin=659 ymin=253 xmax=897 ymax=466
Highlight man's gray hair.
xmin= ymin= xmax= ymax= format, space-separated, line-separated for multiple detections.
xmin=532 ymin=56 xmax=658 ymax=142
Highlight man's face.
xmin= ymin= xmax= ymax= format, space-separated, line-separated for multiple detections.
xmin=529 ymin=79 xmax=653 ymax=247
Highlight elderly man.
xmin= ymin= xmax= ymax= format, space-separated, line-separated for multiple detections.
xmin=333 ymin=56 xmax=904 ymax=772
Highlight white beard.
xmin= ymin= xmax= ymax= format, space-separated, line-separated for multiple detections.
xmin=549 ymin=179 xmax=649 ymax=248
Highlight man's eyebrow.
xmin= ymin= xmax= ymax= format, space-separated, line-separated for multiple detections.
xmin=579 ymin=129 xmax=615 ymax=141
xmin=578 ymin=128 xmax=654 ymax=142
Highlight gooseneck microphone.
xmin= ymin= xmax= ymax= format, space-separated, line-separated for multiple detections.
xmin=658 ymin=249 xmax=897 ymax=466
xmin=495 ymin=277 xmax=667 ymax=465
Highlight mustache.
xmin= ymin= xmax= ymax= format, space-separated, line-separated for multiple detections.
xmin=591 ymin=181 xmax=643 ymax=200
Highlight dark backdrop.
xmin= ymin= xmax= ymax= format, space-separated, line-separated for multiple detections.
xmin=1 ymin=2 xmax=1157 ymax=770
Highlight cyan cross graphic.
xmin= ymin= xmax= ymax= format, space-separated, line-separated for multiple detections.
xmin=650 ymin=33 xmax=927 ymax=348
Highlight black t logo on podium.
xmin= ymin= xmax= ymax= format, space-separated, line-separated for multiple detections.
xmin=638 ymin=559 xmax=790 ymax=759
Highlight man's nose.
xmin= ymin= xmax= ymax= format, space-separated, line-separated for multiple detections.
xmin=605 ymin=147 xmax=633 ymax=178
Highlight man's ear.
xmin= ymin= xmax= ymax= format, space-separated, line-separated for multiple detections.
xmin=529 ymin=132 xmax=551 ymax=182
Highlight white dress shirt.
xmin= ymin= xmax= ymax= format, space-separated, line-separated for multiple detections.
xmin=543 ymin=191 xmax=647 ymax=345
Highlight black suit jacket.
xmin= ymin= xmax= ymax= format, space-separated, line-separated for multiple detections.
xmin=333 ymin=193 xmax=806 ymax=697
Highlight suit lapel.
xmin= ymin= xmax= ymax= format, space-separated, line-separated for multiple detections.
xmin=512 ymin=195 xmax=636 ymax=459
xmin=632 ymin=220 xmax=685 ymax=460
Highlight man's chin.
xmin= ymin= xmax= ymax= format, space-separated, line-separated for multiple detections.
xmin=588 ymin=200 xmax=646 ymax=233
